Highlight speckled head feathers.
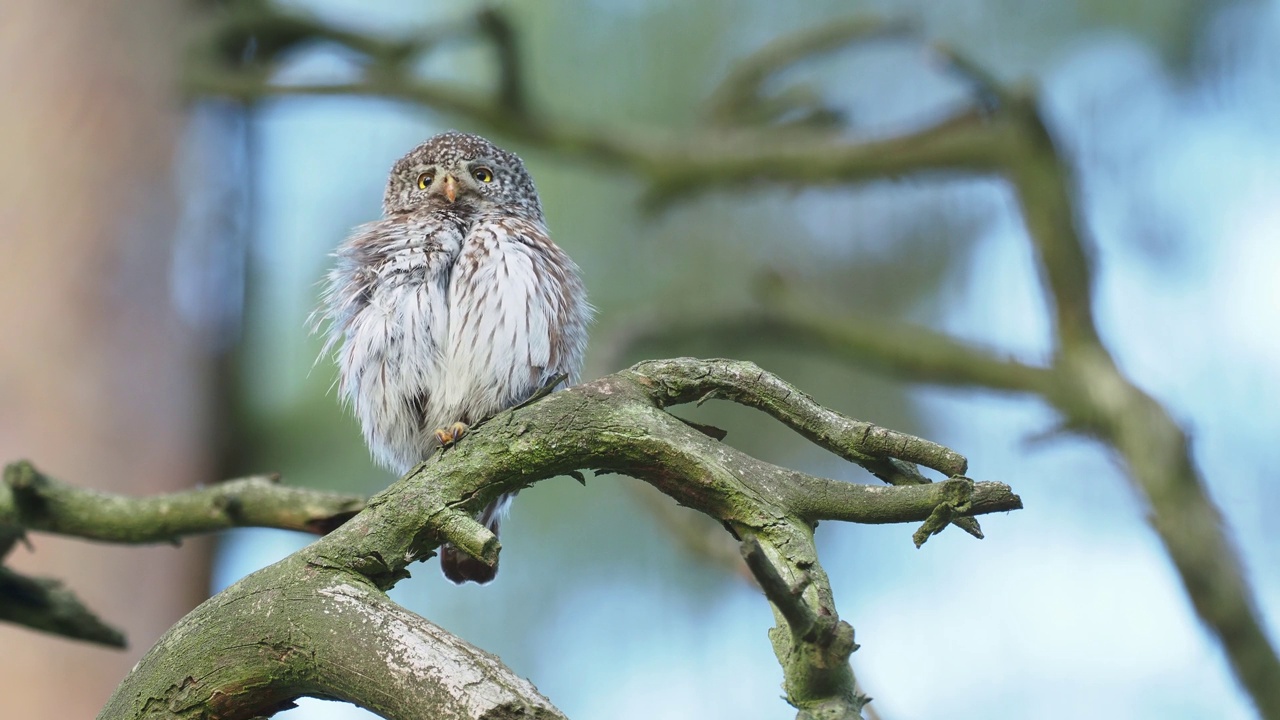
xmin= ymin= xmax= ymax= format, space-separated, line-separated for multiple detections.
xmin=382 ymin=131 xmax=542 ymax=220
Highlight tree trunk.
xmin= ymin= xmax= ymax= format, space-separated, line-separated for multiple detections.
xmin=0 ymin=2 xmax=213 ymax=717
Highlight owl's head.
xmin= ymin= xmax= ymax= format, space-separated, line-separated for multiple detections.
xmin=382 ymin=132 xmax=542 ymax=220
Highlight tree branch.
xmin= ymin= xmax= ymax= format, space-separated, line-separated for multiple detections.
xmin=703 ymin=17 xmax=909 ymax=128
xmin=185 ymin=4 xmax=1020 ymax=208
xmin=632 ymin=358 xmax=968 ymax=475
xmin=0 ymin=567 xmax=125 ymax=648
xmin=108 ymin=571 xmax=563 ymax=720
xmin=938 ymin=45 xmax=1280 ymax=717
xmin=97 ymin=358 xmax=1019 ymax=720
xmin=0 ymin=460 xmax=365 ymax=543
xmin=612 ymin=308 xmax=1058 ymax=396
xmin=0 ymin=461 xmax=365 ymax=647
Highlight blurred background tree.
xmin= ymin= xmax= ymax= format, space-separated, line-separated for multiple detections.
xmin=0 ymin=3 xmax=216 ymax=719
xmin=2 ymin=0 xmax=1277 ymax=718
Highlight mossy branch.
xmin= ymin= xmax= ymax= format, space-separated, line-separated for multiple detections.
xmin=0 ymin=461 xmax=365 ymax=646
xmin=0 ymin=462 xmax=365 ymax=543
xmin=115 ymin=570 xmax=564 ymax=720
xmin=96 ymin=358 xmax=1019 ymax=720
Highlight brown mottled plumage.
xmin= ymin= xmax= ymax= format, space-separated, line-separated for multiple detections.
xmin=316 ymin=132 xmax=591 ymax=583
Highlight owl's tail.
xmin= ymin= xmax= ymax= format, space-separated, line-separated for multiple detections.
xmin=440 ymin=492 xmax=513 ymax=585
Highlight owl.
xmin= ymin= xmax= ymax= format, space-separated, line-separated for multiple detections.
xmin=317 ymin=131 xmax=591 ymax=584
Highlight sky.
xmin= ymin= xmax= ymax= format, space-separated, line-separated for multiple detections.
xmin=208 ymin=2 xmax=1280 ymax=718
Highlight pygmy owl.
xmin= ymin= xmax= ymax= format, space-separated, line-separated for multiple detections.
xmin=317 ymin=131 xmax=590 ymax=584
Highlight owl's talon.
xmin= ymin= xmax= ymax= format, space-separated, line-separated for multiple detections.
xmin=433 ymin=421 xmax=470 ymax=447
xmin=448 ymin=421 xmax=469 ymax=442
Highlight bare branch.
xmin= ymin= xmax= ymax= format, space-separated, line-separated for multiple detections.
xmin=185 ymin=6 xmax=1019 ymax=207
xmin=704 ymin=17 xmax=910 ymax=128
xmin=612 ymin=309 xmax=1057 ymax=396
xmin=474 ymin=7 xmax=528 ymax=117
xmin=945 ymin=46 xmax=1280 ymax=717
xmin=1050 ymin=324 xmax=1280 ymax=719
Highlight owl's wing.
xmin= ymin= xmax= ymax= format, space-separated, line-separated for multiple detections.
xmin=316 ymin=217 xmax=462 ymax=473
xmin=445 ymin=216 xmax=591 ymax=416
xmin=315 ymin=223 xmax=373 ymax=355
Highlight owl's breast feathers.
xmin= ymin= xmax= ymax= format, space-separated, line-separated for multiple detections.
xmin=318 ymin=210 xmax=590 ymax=475
xmin=440 ymin=214 xmax=591 ymax=419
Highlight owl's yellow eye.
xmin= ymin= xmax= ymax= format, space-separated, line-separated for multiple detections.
xmin=472 ymin=167 xmax=494 ymax=183
xmin=417 ymin=172 xmax=433 ymax=190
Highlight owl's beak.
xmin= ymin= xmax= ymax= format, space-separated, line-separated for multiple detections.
xmin=442 ymin=174 xmax=458 ymax=203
